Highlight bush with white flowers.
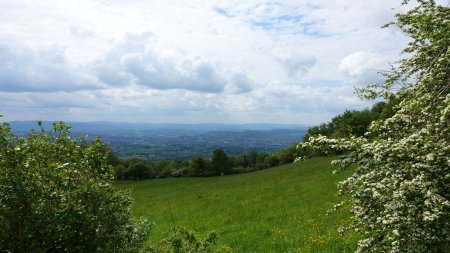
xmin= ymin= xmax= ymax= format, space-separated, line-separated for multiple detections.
xmin=299 ymin=1 xmax=449 ymax=252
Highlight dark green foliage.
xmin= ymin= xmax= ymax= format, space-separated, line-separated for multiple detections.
xmin=264 ymin=155 xmax=279 ymax=168
xmin=190 ymin=156 xmax=213 ymax=177
xmin=114 ymin=164 xmax=128 ymax=180
xmin=333 ymin=110 xmax=376 ymax=137
xmin=127 ymin=159 xmax=153 ymax=180
xmin=303 ymin=99 xmax=399 ymax=141
xmin=169 ymin=160 xmax=191 ymax=178
xmin=0 ymin=119 xmax=151 ymax=252
xmin=275 ymin=145 xmax=297 ymax=164
xmin=114 ymin=157 xmax=154 ymax=180
xmin=299 ymin=101 xmax=401 ymax=158
xmin=114 ymin=142 xmax=303 ymax=180
xmin=211 ymin=148 xmax=229 ymax=175
xmin=154 ymin=160 xmax=173 ymax=178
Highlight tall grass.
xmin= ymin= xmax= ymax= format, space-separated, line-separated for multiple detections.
xmin=118 ymin=157 xmax=359 ymax=252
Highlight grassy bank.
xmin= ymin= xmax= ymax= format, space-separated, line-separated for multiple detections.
xmin=118 ymin=157 xmax=359 ymax=252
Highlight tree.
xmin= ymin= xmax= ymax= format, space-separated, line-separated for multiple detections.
xmin=264 ymin=155 xmax=279 ymax=167
xmin=126 ymin=159 xmax=152 ymax=180
xmin=299 ymin=1 xmax=449 ymax=252
xmin=190 ymin=156 xmax=212 ymax=177
xmin=211 ymin=148 xmax=229 ymax=175
xmin=0 ymin=120 xmax=151 ymax=252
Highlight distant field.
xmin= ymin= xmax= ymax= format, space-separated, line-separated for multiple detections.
xmin=107 ymin=128 xmax=307 ymax=161
xmin=9 ymin=121 xmax=307 ymax=161
xmin=118 ymin=157 xmax=359 ymax=252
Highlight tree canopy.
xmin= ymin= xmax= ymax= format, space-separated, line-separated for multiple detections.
xmin=211 ymin=148 xmax=229 ymax=175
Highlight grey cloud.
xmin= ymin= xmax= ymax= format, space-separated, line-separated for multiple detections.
xmin=124 ymin=54 xmax=226 ymax=93
xmin=0 ymin=91 xmax=99 ymax=111
xmin=95 ymin=33 xmax=228 ymax=93
xmin=229 ymin=73 xmax=254 ymax=94
xmin=95 ymin=33 xmax=151 ymax=86
xmin=0 ymin=43 xmax=99 ymax=92
xmin=277 ymin=54 xmax=317 ymax=76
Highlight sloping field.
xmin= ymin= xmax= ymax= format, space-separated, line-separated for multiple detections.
xmin=119 ymin=157 xmax=359 ymax=252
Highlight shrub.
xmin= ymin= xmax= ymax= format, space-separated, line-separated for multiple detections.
xmin=299 ymin=1 xmax=450 ymax=251
xmin=147 ymin=227 xmax=220 ymax=253
xmin=0 ymin=120 xmax=151 ymax=252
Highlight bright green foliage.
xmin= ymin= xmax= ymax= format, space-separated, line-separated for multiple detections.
xmin=120 ymin=158 xmax=359 ymax=252
xmin=147 ymin=227 xmax=219 ymax=253
xmin=0 ymin=119 xmax=151 ymax=252
xmin=299 ymin=1 xmax=449 ymax=252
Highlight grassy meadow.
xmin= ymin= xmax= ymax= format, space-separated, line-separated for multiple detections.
xmin=118 ymin=157 xmax=360 ymax=252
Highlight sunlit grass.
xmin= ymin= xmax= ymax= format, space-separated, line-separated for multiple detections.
xmin=118 ymin=157 xmax=359 ymax=252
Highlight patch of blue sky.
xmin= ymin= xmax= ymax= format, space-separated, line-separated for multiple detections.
xmin=275 ymin=14 xmax=304 ymax=22
xmin=249 ymin=17 xmax=336 ymax=38
xmin=213 ymin=7 xmax=233 ymax=17
xmin=251 ymin=20 xmax=275 ymax=30
xmin=305 ymin=2 xmax=321 ymax=10
xmin=250 ymin=14 xmax=304 ymax=30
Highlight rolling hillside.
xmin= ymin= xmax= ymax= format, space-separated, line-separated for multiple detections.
xmin=118 ymin=157 xmax=359 ymax=252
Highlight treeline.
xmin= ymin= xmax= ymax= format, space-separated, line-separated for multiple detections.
xmin=298 ymin=99 xmax=398 ymax=158
xmin=111 ymin=100 xmax=397 ymax=180
xmin=303 ymin=100 xmax=397 ymax=140
xmin=111 ymin=145 xmax=298 ymax=180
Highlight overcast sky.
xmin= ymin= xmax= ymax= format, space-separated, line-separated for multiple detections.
xmin=0 ymin=0 xmax=415 ymax=124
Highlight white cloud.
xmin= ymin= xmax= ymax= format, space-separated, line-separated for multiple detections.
xmin=95 ymin=33 xmax=257 ymax=93
xmin=0 ymin=42 xmax=100 ymax=92
xmin=339 ymin=51 xmax=387 ymax=85
xmin=0 ymin=0 xmax=419 ymax=124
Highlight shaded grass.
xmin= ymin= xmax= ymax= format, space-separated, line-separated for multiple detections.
xmin=118 ymin=157 xmax=359 ymax=252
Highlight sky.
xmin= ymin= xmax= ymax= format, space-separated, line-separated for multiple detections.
xmin=0 ymin=0 xmax=414 ymax=124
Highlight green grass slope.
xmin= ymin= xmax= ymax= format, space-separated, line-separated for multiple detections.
xmin=118 ymin=157 xmax=359 ymax=252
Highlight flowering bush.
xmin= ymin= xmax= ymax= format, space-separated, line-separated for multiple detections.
xmin=0 ymin=120 xmax=151 ymax=252
xmin=298 ymin=1 xmax=449 ymax=252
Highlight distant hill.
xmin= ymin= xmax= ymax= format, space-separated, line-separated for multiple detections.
xmin=8 ymin=121 xmax=309 ymax=133
xmin=8 ymin=121 xmax=309 ymax=161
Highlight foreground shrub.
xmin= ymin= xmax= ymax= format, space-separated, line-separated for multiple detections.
xmin=147 ymin=227 xmax=225 ymax=253
xmin=299 ymin=1 xmax=449 ymax=252
xmin=0 ymin=120 xmax=151 ymax=252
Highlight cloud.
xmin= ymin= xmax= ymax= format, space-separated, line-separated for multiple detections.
xmin=96 ymin=33 xmax=255 ymax=93
xmin=0 ymin=42 xmax=99 ymax=92
xmin=228 ymin=73 xmax=255 ymax=94
xmin=276 ymin=54 xmax=317 ymax=77
xmin=339 ymin=51 xmax=386 ymax=85
xmin=0 ymin=0 xmax=414 ymax=124
xmin=124 ymin=54 xmax=227 ymax=93
xmin=213 ymin=2 xmax=323 ymax=36
xmin=70 ymin=26 xmax=93 ymax=39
